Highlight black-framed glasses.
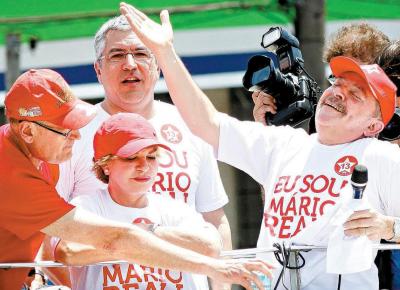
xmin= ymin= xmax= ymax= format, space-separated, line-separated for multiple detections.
xmin=327 ymin=74 xmax=336 ymax=85
xmin=379 ymin=108 xmax=400 ymax=141
xmin=32 ymin=121 xmax=73 ymax=138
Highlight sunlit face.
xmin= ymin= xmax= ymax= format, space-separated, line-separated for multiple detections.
xmin=315 ymin=72 xmax=382 ymax=142
xmin=28 ymin=121 xmax=81 ymax=164
xmin=95 ymin=30 xmax=159 ymax=113
xmin=106 ymin=146 xmax=158 ymax=197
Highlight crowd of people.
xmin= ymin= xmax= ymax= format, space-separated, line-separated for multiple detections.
xmin=0 ymin=2 xmax=399 ymax=290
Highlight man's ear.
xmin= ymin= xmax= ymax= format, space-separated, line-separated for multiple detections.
xmin=94 ymin=61 xmax=102 ymax=84
xmin=364 ymin=119 xmax=385 ymax=137
xmin=18 ymin=121 xmax=35 ymax=143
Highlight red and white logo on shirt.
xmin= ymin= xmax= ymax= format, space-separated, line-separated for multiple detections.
xmin=334 ymin=155 xmax=358 ymax=176
xmin=160 ymin=124 xmax=182 ymax=144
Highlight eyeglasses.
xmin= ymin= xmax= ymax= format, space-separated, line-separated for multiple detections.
xmin=379 ymin=108 xmax=400 ymax=141
xmin=100 ymin=50 xmax=153 ymax=64
xmin=32 ymin=121 xmax=73 ymax=138
xmin=327 ymin=74 xmax=336 ymax=85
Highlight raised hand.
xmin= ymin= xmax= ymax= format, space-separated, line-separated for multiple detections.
xmin=119 ymin=2 xmax=173 ymax=54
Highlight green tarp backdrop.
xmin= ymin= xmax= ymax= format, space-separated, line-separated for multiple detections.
xmin=0 ymin=0 xmax=399 ymax=45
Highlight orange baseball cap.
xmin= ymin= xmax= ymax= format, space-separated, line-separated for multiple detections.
xmin=330 ymin=56 xmax=397 ymax=125
xmin=93 ymin=113 xmax=171 ymax=160
xmin=5 ymin=69 xmax=96 ymax=129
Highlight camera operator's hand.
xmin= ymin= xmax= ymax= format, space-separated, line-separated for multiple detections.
xmin=252 ymin=91 xmax=277 ymax=126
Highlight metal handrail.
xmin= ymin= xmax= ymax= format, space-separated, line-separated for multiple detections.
xmin=2 ymin=243 xmax=400 ymax=269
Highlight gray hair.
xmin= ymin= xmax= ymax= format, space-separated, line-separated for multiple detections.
xmin=94 ymin=15 xmax=131 ymax=61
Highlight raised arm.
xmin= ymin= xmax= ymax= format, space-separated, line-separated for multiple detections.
xmin=119 ymin=2 xmax=220 ymax=150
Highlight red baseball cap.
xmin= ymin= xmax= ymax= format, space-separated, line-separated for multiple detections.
xmin=330 ymin=56 xmax=397 ymax=125
xmin=5 ymin=69 xmax=96 ymax=129
xmin=93 ymin=113 xmax=171 ymax=160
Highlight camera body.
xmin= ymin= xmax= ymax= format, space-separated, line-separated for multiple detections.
xmin=243 ymin=27 xmax=321 ymax=126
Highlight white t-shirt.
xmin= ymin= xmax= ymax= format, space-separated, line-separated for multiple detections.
xmin=218 ymin=114 xmax=400 ymax=290
xmin=61 ymin=191 xmax=210 ymax=290
xmin=57 ymin=101 xmax=228 ymax=212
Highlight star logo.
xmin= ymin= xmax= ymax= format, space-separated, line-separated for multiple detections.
xmin=334 ymin=155 xmax=358 ymax=176
xmin=160 ymin=124 xmax=182 ymax=144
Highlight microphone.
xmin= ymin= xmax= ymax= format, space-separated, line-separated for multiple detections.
xmin=351 ymin=165 xmax=368 ymax=199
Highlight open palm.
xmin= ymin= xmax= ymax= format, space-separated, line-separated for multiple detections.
xmin=120 ymin=2 xmax=173 ymax=53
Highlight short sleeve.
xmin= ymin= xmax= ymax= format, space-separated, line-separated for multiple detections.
xmin=0 ymin=168 xmax=74 ymax=240
xmin=217 ymin=113 xmax=298 ymax=184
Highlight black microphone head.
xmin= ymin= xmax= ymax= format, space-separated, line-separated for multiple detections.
xmin=351 ymin=164 xmax=368 ymax=185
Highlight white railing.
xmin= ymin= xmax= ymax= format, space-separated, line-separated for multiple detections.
xmin=2 ymin=244 xmax=400 ymax=290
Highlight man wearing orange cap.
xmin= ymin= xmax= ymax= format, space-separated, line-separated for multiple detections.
xmin=119 ymin=3 xmax=400 ymax=289
xmin=0 ymin=69 xmax=95 ymax=290
xmin=0 ymin=69 xmax=274 ymax=290
xmin=252 ymin=22 xmax=390 ymax=128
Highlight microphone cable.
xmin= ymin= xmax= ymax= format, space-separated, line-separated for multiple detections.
xmin=272 ymin=242 xmax=306 ymax=290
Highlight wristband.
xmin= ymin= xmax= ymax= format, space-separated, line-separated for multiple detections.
xmin=387 ymin=217 xmax=400 ymax=242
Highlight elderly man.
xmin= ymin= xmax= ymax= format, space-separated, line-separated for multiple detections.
xmin=252 ymin=22 xmax=390 ymax=127
xmin=119 ymin=3 xmax=400 ymax=289
xmin=0 ymin=69 xmax=273 ymax=290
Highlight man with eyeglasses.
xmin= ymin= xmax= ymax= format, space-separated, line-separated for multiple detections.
xmin=118 ymin=3 xmax=400 ymax=289
xmin=45 ymin=14 xmax=231 ymax=289
xmin=0 ymin=69 xmax=93 ymax=290
xmin=0 ymin=69 xmax=273 ymax=290
xmin=61 ymin=16 xmax=230 ymax=242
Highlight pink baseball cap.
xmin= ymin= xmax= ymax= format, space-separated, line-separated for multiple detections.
xmin=330 ymin=56 xmax=397 ymax=125
xmin=93 ymin=113 xmax=171 ymax=160
xmin=5 ymin=69 xmax=96 ymax=129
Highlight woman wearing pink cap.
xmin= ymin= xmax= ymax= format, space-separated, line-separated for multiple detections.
xmin=53 ymin=113 xmax=222 ymax=290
